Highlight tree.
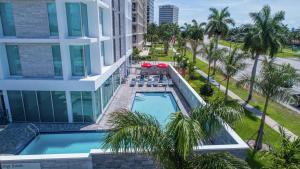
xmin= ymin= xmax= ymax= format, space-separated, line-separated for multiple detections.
xmin=186 ymin=20 xmax=206 ymax=63
xmin=243 ymin=5 xmax=286 ymax=101
xmin=159 ymin=23 xmax=179 ymax=55
xmin=187 ymin=61 xmax=195 ymax=80
xmin=103 ymin=99 xmax=247 ymax=169
xmin=219 ymin=48 xmax=246 ymax=101
xmin=237 ymin=59 xmax=300 ymax=151
xmin=201 ymin=41 xmax=216 ymax=83
xmin=267 ymin=127 xmax=300 ymax=169
xmin=146 ymin=23 xmax=159 ymax=47
xmin=206 ymin=7 xmax=235 ymax=75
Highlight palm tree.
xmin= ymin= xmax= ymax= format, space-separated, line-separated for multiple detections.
xmin=103 ymin=99 xmax=247 ymax=169
xmin=146 ymin=23 xmax=159 ymax=47
xmin=206 ymin=7 xmax=235 ymax=75
xmin=267 ymin=127 xmax=300 ymax=169
xmin=201 ymin=41 xmax=226 ymax=83
xmin=159 ymin=23 xmax=179 ymax=55
xmin=187 ymin=61 xmax=195 ymax=80
xmin=237 ymin=59 xmax=300 ymax=151
xmin=243 ymin=5 xmax=286 ymax=101
xmin=219 ymin=48 xmax=246 ymax=101
xmin=186 ymin=20 xmax=206 ymax=63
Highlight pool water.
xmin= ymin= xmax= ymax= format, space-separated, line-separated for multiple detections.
xmin=132 ymin=92 xmax=180 ymax=125
xmin=20 ymin=132 xmax=106 ymax=155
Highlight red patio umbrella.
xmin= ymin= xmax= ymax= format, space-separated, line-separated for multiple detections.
xmin=141 ymin=62 xmax=152 ymax=68
xmin=157 ymin=63 xmax=168 ymax=69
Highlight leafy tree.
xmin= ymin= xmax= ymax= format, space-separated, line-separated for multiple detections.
xmin=185 ymin=20 xmax=206 ymax=63
xmin=237 ymin=59 xmax=300 ymax=151
xmin=243 ymin=5 xmax=286 ymax=101
xmin=266 ymin=127 xmax=300 ymax=169
xmin=159 ymin=23 xmax=179 ymax=55
xmin=146 ymin=23 xmax=159 ymax=47
xmin=103 ymin=99 xmax=247 ymax=169
xmin=219 ymin=48 xmax=246 ymax=101
xmin=206 ymin=7 xmax=235 ymax=75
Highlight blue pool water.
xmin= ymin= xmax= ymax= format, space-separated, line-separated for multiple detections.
xmin=20 ymin=132 xmax=106 ymax=155
xmin=132 ymin=92 xmax=180 ymax=125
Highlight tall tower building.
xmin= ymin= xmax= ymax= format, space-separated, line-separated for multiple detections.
xmin=159 ymin=5 xmax=179 ymax=25
xmin=0 ymin=0 xmax=132 ymax=123
xmin=147 ymin=0 xmax=154 ymax=24
xmin=132 ymin=0 xmax=147 ymax=49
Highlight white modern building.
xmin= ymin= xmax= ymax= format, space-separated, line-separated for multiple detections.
xmin=0 ymin=0 xmax=132 ymax=123
xmin=147 ymin=0 xmax=154 ymax=24
xmin=159 ymin=4 xmax=179 ymax=25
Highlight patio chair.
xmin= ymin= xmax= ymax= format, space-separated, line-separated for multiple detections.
xmin=138 ymin=79 xmax=145 ymax=87
xmin=130 ymin=78 xmax=136 ymax=87
xmin=153 ymin=78 xmax=159 ymax=87
xmin=146 ymin=78 xmax=153 ymax=87
xmin=168 ymin=79 xmax=174 ymax=87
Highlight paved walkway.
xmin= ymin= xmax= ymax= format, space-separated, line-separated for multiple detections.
xmin=195 ymin=69 xmax=298 ymax=141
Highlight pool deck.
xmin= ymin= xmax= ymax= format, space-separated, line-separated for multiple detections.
xmin=97 ymin=75 xmax=191 ymax=130
xmin=0 ymin=75 xmax=191 ymax=155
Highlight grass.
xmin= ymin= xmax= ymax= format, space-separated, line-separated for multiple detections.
xmin=219 ymin=40 xmax=300 ymax=58
xmin=185 ymin=72 xmax=281 ymax=169
xmin=182 ymin=50 xmax=300 ymax=137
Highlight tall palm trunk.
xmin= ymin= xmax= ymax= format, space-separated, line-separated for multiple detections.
xmin=164 ymin=40 xmax=169 ymax=55
xmin=247 ymin=53 xmax=260 ymax=102
xmin=212 ymin=36 xmax=220 ymax=75
xmin=225 ymin=77 xmax=230 ymax=101
xmin=207 ymin=60 xmax=212 ymax=83
xmin=254 ymin=95 xmax=269 ymax=151
xmin=191 ymin=41 xmax=197 ymax=63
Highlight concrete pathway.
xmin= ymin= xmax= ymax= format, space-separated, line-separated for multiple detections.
xmin=195 ymin=69 xmax=298 ymax=141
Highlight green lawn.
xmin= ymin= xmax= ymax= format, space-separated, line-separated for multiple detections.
xmin=185 ymin=73 xmax=281 ymax=169
xmin=182 ymin=50 xmax=300 ymax=137
xmin=219 ymin=40 xmax=300 ymax=58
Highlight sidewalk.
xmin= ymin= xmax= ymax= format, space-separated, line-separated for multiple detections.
xmin=195 ymin=69 xmax=298 ymax=141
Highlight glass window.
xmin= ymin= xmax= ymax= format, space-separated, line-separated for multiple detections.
xmin=81 ymin=3 xmax=89 ymax=37
xmin=102 ymin=76 xmax=113 ymax=109
xmin=22 ymin=91 xmax=40 ymax=122
xmin=101 ymin=42 xmax=105 ymax=57
xmin=71 ymin=91 xmax=83 ymax=122
xmin=51 ymin=45 xmax=62 ymax=77
xmin=7 ymin=91 xmax=25 ymax=122
xmin=47 ymin=3 xmax=58 ymax=36
xmin=99 ymin=8 xmax=104 ymax=36
xmin=113 ymin=69 xmax=120 ymax=92
xmin=6 ymin=45 xmax=22 ymax=76
xmin=95 ymin=88 xmax=102 ymax=119
xmin=70 ymin=45 xmax=84 ymax=76
xmin=37 ymin=91 xmax=54 ymax=122
xmin=70 ymin=45 xmax=91 ymax=77
xmin=0 ymin=3 xmax=16 ymax=36
xmin=84 ymin=45 xmax=91 ymax=75
xmin=52 ymin=91 xmax=68 ymax=122
xmin=82 ymin=92 xmax=93 ymax=122
xmin=66 ymin=3 xmax=89 ymax=37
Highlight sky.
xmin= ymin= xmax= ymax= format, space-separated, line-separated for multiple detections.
xmin=154 ymin=0 xmax=300 ymax=28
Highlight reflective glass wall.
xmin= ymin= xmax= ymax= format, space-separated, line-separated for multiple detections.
xmin=47 ymin=3 xmax=58 ymax=36
xmin=0 ymin=3 xmax=16 ymax=36
xmin=5 ymin=45 xmax=22 ymax=76
xmin=69 ymin=45 xmax=91 ymax=77
xmin=71 ymin=91 xmax=93 ymax=123
xmin=7 ymin=91 xmax=68 ymax=122
xmin=66 ymin=3 xmax=89 ymax=37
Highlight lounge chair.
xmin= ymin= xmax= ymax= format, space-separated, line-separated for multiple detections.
xmin=153 ymin=78 xmax=159 ymax=87
xmin=130 ymin=78 xmax=136 ymax=87
xmin=168 ymin=79 xmax=174 ymax=87
xmin=138 ymin=79 xmax=144 ymax=87
xmin=146 ymin=79 xmax=153 ymax=87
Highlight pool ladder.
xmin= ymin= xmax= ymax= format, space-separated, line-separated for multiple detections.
xmin=27 ymin=123 xmax=40 ymax=137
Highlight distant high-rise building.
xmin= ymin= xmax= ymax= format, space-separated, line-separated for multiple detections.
xmin=132 ymin=0 xmax=147 ymax=49
xmin=159 ymin=5 xmax=179 ymax=25
xmin=147 ymin=0 xmax=154 ymax=24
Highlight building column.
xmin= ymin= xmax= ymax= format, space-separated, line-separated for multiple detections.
xmin=65 ymin=91 xmax=73 ymax=123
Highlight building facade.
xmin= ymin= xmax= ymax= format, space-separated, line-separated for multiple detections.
xmin=0 ymin=0 xmax=132 ymax=123
xmin=132 ymin=0 xmax=147 ymax=49
xmin=159 ymin=5 xmax=179 ymax=25
xmin=147 ymin=0 xmax=154 ymax=24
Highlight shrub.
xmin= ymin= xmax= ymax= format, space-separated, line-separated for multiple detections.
xmin=200 ymin=84 xmax=214 ymax=97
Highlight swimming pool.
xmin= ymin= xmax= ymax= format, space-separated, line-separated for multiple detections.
xmin=132 ymin=92 xmax=180 ymax=125
xmin=20 ymin=132 xmax=106 ymax=155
